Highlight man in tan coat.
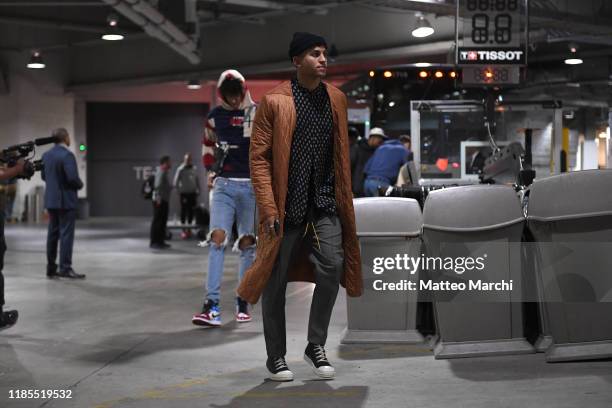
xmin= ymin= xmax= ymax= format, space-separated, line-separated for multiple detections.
xmin=237 ymin=32 xmax=362 ymax=382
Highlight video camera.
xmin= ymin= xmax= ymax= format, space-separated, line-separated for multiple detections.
xmin=0 ymin=136 xmax=58 ymax=180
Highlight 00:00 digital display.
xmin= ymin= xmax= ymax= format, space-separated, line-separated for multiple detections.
xmin=467 ymin=0 xmax=518 ymax=11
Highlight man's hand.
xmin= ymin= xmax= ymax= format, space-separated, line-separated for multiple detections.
xmin=0 ymin=159 xmax=26 ymax=180
xmin=12 ymin=159 xmax=25 ymax=175
xmin=264 ymin=215 xmax=279 ymax=238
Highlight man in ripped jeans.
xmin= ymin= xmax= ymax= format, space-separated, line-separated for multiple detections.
xmin=192 ymin=69 xmax=257 ymax=326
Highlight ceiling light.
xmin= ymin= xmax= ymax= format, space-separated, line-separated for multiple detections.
xmin=369 ymin=70 xmax=375 ymax=77
xmin=102 ymin=31 xmax=124 ymax=41
xmin=383 ymin=71 xmax=393 ymax=78
xmin=564 ymin=58 xmax=583 ymax=65
xmin=388 ymin=101 xmax=396 ymax=107
xmin=564 ymin=43 xmax=582 ymax=65
xmin=27 ymin=51 xmax=45 ymax=69
xmin=102 ymin=13 xmax=124 ymax=41
xmin=434 ymin=71 xmax=444 ymax=78
xmin=419 ymin=70 xmax=429 ymax=78
xmin=449 ymin=71 xmax=457 ymax=78
xmin=187 ymin=79 xmax=201 ymax=90
xmin=412 ymin=14 xmax=434 ymax=38
xmin=415 ymin=62 xmax=432 ymax=68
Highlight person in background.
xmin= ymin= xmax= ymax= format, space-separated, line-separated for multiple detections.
xmin=42 ymin=128 xmax=85 ymax=279
xmin=399 ymin=134 xmax=413 ymax=162
xmin=363 ymin=134 xmax=409 ymax=197
xmin=348 ymin=126 xmax=359 ymax=148
xmin=0 ymin=160 xmax=25 ymax=331
xmin=395 ymin=134 xmax=415 ymax=187
xmin=192 ymin=69 xmax=257 ymax=327
xmin=351 ymin=127 xmax=387 ymax=197
xmin=173 ymin=153 xmax=200 ymax=240
xmin=150 ymin=155 xmax=172 ymax=250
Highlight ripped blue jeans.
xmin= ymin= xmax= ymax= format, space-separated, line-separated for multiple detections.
xmin=205 ymin=178 xmax=256 ymax=302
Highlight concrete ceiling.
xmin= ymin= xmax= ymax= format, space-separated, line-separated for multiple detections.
xmin=0 ymin=0 xmax=611 ymax=102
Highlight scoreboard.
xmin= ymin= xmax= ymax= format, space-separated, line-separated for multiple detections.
xmin=456 ymin=0 xmax=528 ymax=86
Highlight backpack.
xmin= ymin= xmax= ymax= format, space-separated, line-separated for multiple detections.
xmin=141 ymin=174 xmax=155 ymax=199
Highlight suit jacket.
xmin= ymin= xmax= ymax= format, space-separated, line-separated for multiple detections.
xmin=42 ymin=144 xmax=83 ymax=210
xmin=236 ymin=80 xmax=363 ymax=304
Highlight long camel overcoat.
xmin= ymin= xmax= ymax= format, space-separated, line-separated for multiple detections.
xmin=236 ymin=80 xmax=363 ymax=304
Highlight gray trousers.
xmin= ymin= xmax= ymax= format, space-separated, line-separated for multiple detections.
xmin=262 ymin=215 xmax=344 ymax=358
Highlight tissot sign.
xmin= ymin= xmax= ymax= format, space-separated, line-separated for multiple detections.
xmin=458 ymin=48 xmax=525 ymax=64
xmin=455 ymin=0 xmax=527 ymax=86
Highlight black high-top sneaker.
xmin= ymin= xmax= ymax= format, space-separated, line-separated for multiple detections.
xmin=304 ymin=343 xmax=335 ymax=379
xmin=0 ymin=310 xmax=18 ymax=331
xmin=266 ymin=356 xmax=294 ymax=382
xmin=235 ymin=297 xmax=251 ymax=323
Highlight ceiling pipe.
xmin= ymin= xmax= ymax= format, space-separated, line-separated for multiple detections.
xmin=65 ymin=39 xmax=454 ymax=91
xmin=0 ymin=2 xmax=104 ymax=6
xmin=0 ymin=15 xmax=111 ymax=33
xmin=101 ymin=0 xmax=200 ymax=64
xmin=127 ymin=0 xmax=196 ymax=52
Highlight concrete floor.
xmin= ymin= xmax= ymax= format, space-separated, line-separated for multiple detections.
xmin=1 ymin=218 xmax=611 ymax=408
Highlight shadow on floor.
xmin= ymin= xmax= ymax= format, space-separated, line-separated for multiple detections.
xmin=74 ymin=327 xmax=262 ymax=364
xmin=447 ymin=353 xmax=612 ymax=384
xmin=210 ymin=379 xmax=369 ymax=408
xmin=0 ymin=341 xmax=37 ymax=405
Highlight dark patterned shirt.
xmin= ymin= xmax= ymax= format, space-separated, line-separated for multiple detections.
xmin=285 ymin=79 xmax=337 ymax=226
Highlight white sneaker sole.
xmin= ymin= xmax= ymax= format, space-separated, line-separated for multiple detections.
xmin=235 ymin=313 xmax=252 ymax=323
xmin=269 ymin=370 xmax=294 ymax=382
xmin=192 ymin=317 xmax=221 ymax=327
xmin=303 ymin=355 xmax=335 ymax=379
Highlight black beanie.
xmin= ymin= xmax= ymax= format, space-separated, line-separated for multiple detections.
xmin=288 ymin=32 xmax=327 ymax=61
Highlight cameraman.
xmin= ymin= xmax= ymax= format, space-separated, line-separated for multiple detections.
xmin=0 ymin=159 xmax=25 ymax=331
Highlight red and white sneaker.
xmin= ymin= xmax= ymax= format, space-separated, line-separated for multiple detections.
xmin=192 ymin=300 xmax=221 ymax=326
xmin=235 ymin=297 xmax=252 ymax=323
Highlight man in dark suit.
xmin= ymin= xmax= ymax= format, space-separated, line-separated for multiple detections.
xmin=42 ymin=128 xmax=85 ymax=279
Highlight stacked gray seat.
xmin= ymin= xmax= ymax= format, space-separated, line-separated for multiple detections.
xmin=341 ymin=197 xmax=424 ymax=344
xmin=422 ymin=185 xmax=534 ymax=358
xmin=527 ymin=169 xmax=612 ymax=362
